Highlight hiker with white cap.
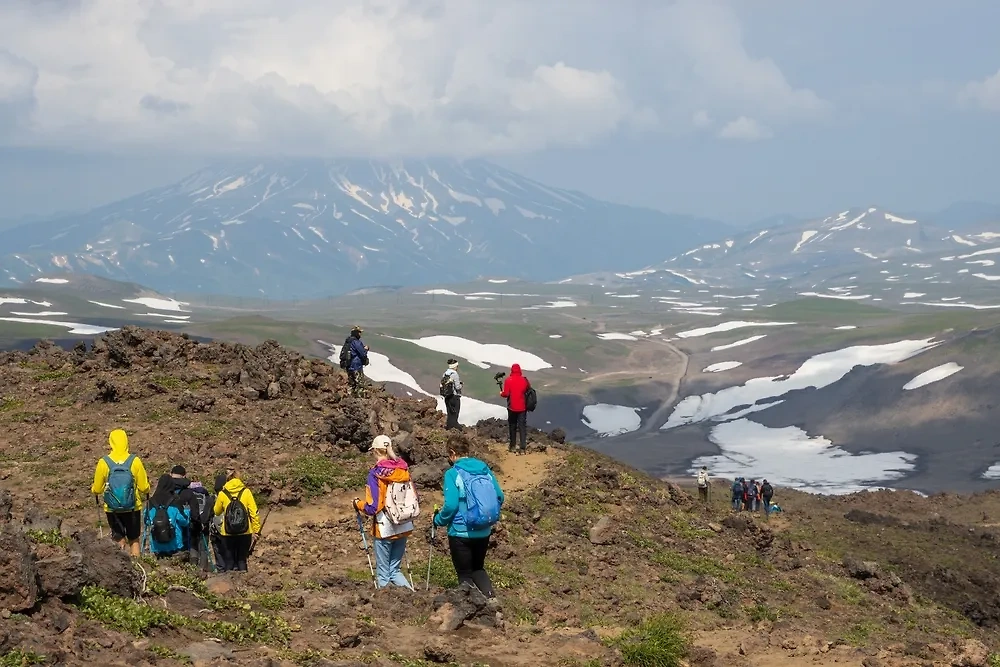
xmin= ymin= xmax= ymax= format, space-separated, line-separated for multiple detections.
xmin=440 ymin=358 xmax=463 ymax=430
xmin=354 ymin=435 xmax=419 ymax=589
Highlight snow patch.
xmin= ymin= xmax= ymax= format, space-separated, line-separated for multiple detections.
xmin=596 ymin=333 xmax=638 ymax=341
xmin=581 ymin=404 xmax=642 ymax=437
xmin=710 ymin=335 xmax=767 ymax=351
xmin=703 ymin=361 xmax=742 ymax=373
xmin=399 ymin=335 xmax=551 ymax=371
xmin=34 ymin=278 xmax=69 ymax=284
xmin=89 ymin=301 xmax=126 ymax=310
xmin=0 ymin=317 xmax=116 ymax=335
xmin=952 ymin=235 xmax=977 ymax=247
xmin=903 ymin=362 xmax=963 ymax=390
xmin=884 ymin=212 xmax=917 ymax=224
xmin=798 ymin=292 xmax=871 ymax=301
xmin=122 ymin=297 xmax=190 ymax=312
xmin=676 ymin=321 xmax=794 ymax=339
xmin=903 ymin=293 xmax=925 ymax=299
xmin=792 ymin=230 xmax=817 ymax=253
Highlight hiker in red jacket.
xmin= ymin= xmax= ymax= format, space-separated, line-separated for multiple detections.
xmin=500 ymin=364 xmax=531 ymax=455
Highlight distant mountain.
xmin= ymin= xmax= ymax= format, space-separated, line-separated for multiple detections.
xmin=925 ymin=201 xmax=1000 ymax=231
xmin=0 ymin=159 xmax=728 ymax=298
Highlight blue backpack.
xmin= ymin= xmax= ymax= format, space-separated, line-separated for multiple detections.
xmin=455 ymin=468 xmax=501 ymax=530
xmin=103 ymin=454 xmax=137 ymax=512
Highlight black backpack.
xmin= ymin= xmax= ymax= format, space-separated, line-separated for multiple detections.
xmin=191 ymin=487 xmax=213 ymax=525
xmin=223 ymin=488 xmax=250 ymax=534
xmin=524 ymin=386 xmax=538 ymax=412
xmin=339 ymin=337 xmax=354 ymax=370
xmin=761 ymin=482 xmax=773 ymax=498
xmin=151 ymin=505 xmax=175 ymax=544
xmin=440 ymin=374 xmax=455 ymax=397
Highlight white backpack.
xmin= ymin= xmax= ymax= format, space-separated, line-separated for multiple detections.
xmin=376 ymin=480 xmax=420 ymax=537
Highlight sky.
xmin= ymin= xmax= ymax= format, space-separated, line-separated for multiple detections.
xmin=1 ymin=0 xmax=999 ymax=224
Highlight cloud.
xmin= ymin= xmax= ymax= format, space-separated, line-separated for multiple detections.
xmin=0 ymin=0 xmax=828 ymax=157
xmin=959 ymin=68 xmax=1000 ymax=111
xmin=718 ymin=116 xmax=772 ymax=141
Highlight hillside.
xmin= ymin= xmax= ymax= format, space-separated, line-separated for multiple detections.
xmin=0 ymin=159 xmax=727 ymax=298
xmin=0 ymin=328 xmax=998 ymax=666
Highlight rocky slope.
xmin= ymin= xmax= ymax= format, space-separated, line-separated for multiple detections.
xmin=0 ymin=328 xmax=997 ymax=666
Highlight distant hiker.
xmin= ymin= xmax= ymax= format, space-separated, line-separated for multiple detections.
xmin=747 ymin=478 xmax=760 ymax=512
xmin=741 ymin=478 xmax=750 ymax=511
xmin=145 ymin=474 xmax=191 ymax=558
xmin=354 ymin=435 xmax=418 ymax=589
xmin=696 ymin=466 xmax=710 ymax=504
xmin=340 ymin=325 xmax=370 ymax=397
xmin=500 ymin=363 xmax=531 ymax=454
xmin=91 ymin=429 xmax=151 ymax=557
xmin=731 ymin=478 xmax=743 ymax=512
xmin=440 ymin=358 xmax=463 ymax=430
xmin=434 ymin=437 xmax=504 ymax=598
xmin=167 ymin=465 xmax=200 ymax=560
xmin=761 ymin=479 xmax=774 ymax=517
xmin=210 ymin=474 xmax=231 ymax=572
xmin=213 ymin=470 xmax=261 ymax=572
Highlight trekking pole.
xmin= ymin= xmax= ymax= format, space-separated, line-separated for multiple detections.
xmin=426 ymin=504 xmax=439 ymax=591
xmin=353 ymin=505 xmax=376 ymax=589
xmin=249 ymin=505 xmax=271 ymax=557
xmin=94 ymin=496 xmax=104 ymax=539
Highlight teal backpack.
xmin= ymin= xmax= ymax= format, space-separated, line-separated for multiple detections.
xmin=103 ymin=454 xmax=137 ymax=512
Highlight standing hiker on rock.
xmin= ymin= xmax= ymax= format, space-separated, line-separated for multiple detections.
xmin=500 ymin=363 xmax=531 ymax=454
xmin=434 ymin=437 xmax=504 ymax=598
xmin=441 ymin=358 xmax=463 ymax=430
xmin=747 ymin=478 xmax=760 ymax=512
xmin=91 ymin=429 xmax=150 ymax=557
xmin=761 ymin=479 xmax=774 ymax=517
xmin=213 ymin=469 xmax=261 ymax=572
xmin=145 ymin=474 xmax=191 ymax=558
xmin=696 ymin=466 xmax=710 ymax=504
xmin=354 ymin=435 xmax=418 ymax=589
xmin=731 ymin=478 xmax=744 ymax=512
xmin=340 ymin=325 xmax=370 ymax=398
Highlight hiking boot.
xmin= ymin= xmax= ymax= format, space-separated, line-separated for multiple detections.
xmin=507 ymin=446 xmax=516 ymax=454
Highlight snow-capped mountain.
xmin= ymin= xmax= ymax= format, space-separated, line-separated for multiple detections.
xmin=0 ymin=159 xmax=726 ymax=298
xmin=578 ymin=206 xmax=1000 ymax=294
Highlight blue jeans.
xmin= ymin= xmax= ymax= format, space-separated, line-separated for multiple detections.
xmin=763 ymin=498 xmax=772 ymax=516
xmin=374 ymin=537 xmax=412 ymax=589
xmin=732 ymin=497 xmax=741 ymax=511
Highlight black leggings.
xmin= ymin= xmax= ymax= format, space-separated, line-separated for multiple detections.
xmin=507 ymin=410 xmax=527 ymax=450
xmin=448 ymin=535 xmax=494 ymax=598
xmin=222 ymin=534 xmax=253 ymax=571
xmin=445 ymin=395 xmax=461 ymax=429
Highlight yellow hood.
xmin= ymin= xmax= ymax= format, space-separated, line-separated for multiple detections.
xmin=108 ymin=429 xmax=130 ymax=461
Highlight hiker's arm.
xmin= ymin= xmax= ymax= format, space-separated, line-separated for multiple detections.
xmin=500 ymin=378 xmax=509 ymax=398
xmin=213 ymin=493 xmax=224 ymax=517
xmin=434 ymin=470 xmax=459 ymax=526
xmin=357 ymin=469 xmax=379 ymax=515
xmin=133 ymin=460 xmax=150 ymax=496
xmin=175 ymin=508 xmax=190 ymax=528
xmin=247 ymin=492 xmax=261 ymax=534
xmin=90 ymin=460 xmax=106 ymax=496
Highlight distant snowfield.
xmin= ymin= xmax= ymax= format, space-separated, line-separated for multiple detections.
xmin=984 ymin=464 xmax=1000 ymax=480
xmin=89 ymin=301 xmax=126 ymax=310
xmin=798 ymin=292 xmax=871 ymax=301
xmin=581 ymin=404 xmax=642 ymax=437
xmin=549 ymin=334 xmax=562 ymax=339
xmin=524 ymin=300 xmax=577 ymax=310
xmin=399 ymin=335 xmax=551 ymax=371
xmin=903 ymin=362 xmax=963 ymax=390
xmin=34 ymin=278 xmax=69 ymax=284
xmin=677 ymin=321 xmax=794 ymax=339
xmin=711 ymin=335 xmax=767 ymax=351
xmin=10 ymin=311 xmax=68 ymax=317
xmin=596 ymin=332 xmax=638 ymax=341
xmin=488 ymin=279 xmax=508 ymax=284
xmin=834 ymin=326 xmax=857 ymax=330
xmin=0 ymin=317 xmax=116 ymax=335
xmin=122 ymin=297 xmax=190 ymax=312
xmin=663 ymin=338 xmax=939 ymax=429
xmin=1 ymin=297 xmax=53 ymax=307
xmin=693 ymin=419 xmax=917 ymax=494
xmin=322 ymin=341 xmax=506 ymax=426
xmin=703 ymin=361 xmax=742 ymax=373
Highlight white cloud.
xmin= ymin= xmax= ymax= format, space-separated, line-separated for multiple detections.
xmin=0 ymin=0 xmax=829 ymax=156
xmin=692 ymin=110 xmax=713 ymax=128
xmin=718 ymin=116 xmax=771 ymax=141
xmin=960 ymin=68 xmax=1000 ymax=111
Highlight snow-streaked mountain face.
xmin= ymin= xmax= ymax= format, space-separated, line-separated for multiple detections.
xmin=0 ymin=159 xmax=726 ymax=298
xmin=586 ymin=206 xmax=1000 ymax=292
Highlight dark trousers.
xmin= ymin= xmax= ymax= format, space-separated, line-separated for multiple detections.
xmin=507 ymin=410 xmax=527 ymax=450
xmin=448 ymin=535 xmax=494 ymax=598
xmin=211 ymin=531 xmax=231 ymax=572
xmin=222 ymin=534 xmax=253 ymax=571
xmin=444 ymin=395 xmax=461 ymax=429
xmin=189 ymin=523 xmax=210 ymax=570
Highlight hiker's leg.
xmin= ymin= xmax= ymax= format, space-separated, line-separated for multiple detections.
xmin=121 ymin=511 xmax=142 ymax=557
xmin=373 ymin=538 xmax=392 ymax=588
xmin=517 ymin=411 xmax=527 ymax=451
xmin=448 ymin=536 xmax=475 ymax=588
xmin=445 ymin=396 xmax=458 ymax=429
xmin=454 ymin=396 xmax=461 ymax=428
xmin=212 ymin=533 xmax=231 ymax=572
xmin=468 ymin=537 xmax=495 ymax=598
xmin=388 ymin=537 xmax=412 ymax=589
xmin=188 ymin=524 xmax=200 ymax=564
xmin=227 ymin=535 xmax=251 ymax=571
xmin=506 ymin=411 xmax=517 ymax=450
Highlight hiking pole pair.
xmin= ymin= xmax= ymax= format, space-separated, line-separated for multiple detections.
xmin=353 ymin=504 xmax=377 ymax=589
xmin=426 ymin=504 xmax=439 ymax=591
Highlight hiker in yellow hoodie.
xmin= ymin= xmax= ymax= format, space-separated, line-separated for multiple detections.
xmin=91 ymin=429 xmax=150 ymax=557
xmin=213 ymin=469 xmax=261 ymax=572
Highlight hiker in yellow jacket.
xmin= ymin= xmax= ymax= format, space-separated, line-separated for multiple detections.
xmin=91 ymin=429 xmax=150 ymax=557
xmin=213 ymin=470 xmax=261 ymax=572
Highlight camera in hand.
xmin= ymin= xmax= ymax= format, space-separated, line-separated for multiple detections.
xmin=493 ymin=371 xmax=506 ymax=387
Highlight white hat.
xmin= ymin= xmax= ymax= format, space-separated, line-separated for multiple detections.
xmin=369 ymin=434 xmax=392 ymax=451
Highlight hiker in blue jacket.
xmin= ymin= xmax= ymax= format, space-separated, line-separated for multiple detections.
xmin=434 ymin=438 xmax=504 ymax=597
xmin=731 ymin=478 xmax=744 ymax=512
xmin=144 ymin=474 xmax=191 ymax=557
xmin=347 ymin=326 xmax=370 ymax=397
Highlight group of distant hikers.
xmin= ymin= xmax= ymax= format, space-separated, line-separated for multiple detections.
xmin=695 ymin=467 xmax=782 ymax=517
xmin=340 ymin=326 xmax=538 ymax=454
xmin=91 ymin=429 xmax=262 ymax=572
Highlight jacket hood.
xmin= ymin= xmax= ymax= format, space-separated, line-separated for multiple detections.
xmin=108 ymin=429 xmax=130 ymax=458
xmin=374 ymin=458 xmax=409 ymax=482
xmin=171 ymin=477 xmax=191 ymax=491
xmin=454 ymin=457 xmax=491 ymax=474
xmin=222 ymin=478 xmax=246 ymax=494
xmin=510 ymin=364 xmax=522 ymax=376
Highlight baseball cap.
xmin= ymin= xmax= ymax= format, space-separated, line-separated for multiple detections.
xmin=368 ymin=434 xmax=392 ymax=451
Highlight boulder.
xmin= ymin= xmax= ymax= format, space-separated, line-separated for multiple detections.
xmin=0 ymin=530 xmax=38 ymax=612
xmin=35 ymin=549 xmax=88 ymax=599
xmin=589 ymin=516 xmax=615 ymax=545
xmin=428 ymin=583 xmax=499 ymax=632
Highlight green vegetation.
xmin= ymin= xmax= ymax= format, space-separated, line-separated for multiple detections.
xmin=0 ymin=396 xmax=23 ymax=412
xmin=271 ymin=454 xmax=368 ymax=497
xmin=746 ymin=603 xmax=779 ymax=623
xmin=609 ymin=614 xmax=688 ymax=667
xmin=149 ymin=645 xmax=192 ymax=664
xmin=842 ymin=620 xmax=880 ymax=646
xmin=765 ymin=297 xmax=893 ymax=322
xmin=251 ymin=591 xmax=288 ymax=611
xmin=35 ymin=368 xmax=75 ymax=382
xmin=0 ymin=650 xmax=46 ymax=667
xmin=26 ymin=528 xmax=68 ymax=547
xmin=987 ymin=653 xmax=1000 ymax=667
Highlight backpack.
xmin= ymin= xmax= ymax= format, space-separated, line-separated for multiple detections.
xmin=747 ymin=483 xmax=759 ymax=499
xmin=524 ymin=386 xmax=538 ymax=412
xmin=384 ymin=480 xmax=420 ymax=525
xmin=697 ymin=471 xmax=708 ymax=488
xmin=191 ymin=487 xmax=213 ymax=525
xmin=223 ymin=488 xmax=250 ymax=535
xmin=439 ymin=374 xmax=455 ymax=397
xmin=731 ymin=481 xmax=742 ymax=497
xmin=103 ymin=454 xmax=137 ymax=512
xmin=150 ymin=505 xmax=175 ymax=544
xmin=456 ymin=468 xmax=501 ymax=530
xmin=761 ymin=482 xmax=773 ymax=498
xmin=338 ymin=337 xmax=354 ymax=370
